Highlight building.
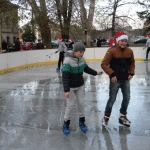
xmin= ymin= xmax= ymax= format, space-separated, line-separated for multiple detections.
xmin=0 ymin=0 xmax=19 ymax=48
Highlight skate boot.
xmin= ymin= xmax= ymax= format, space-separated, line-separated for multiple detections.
xmin=119 ymin=113 xmax=131 ymax=127
xmin=63 ymin=120 xmax=70 ymax=136
xmin=56 ymin=68 xmax=60 ymax=71
xmin=79 ymin=117 xmax=87 ymax=134
xmin=144 ymin=58 xmax=148 ymax=61
xmin=102 ymin=116 xmax=109 ymax=127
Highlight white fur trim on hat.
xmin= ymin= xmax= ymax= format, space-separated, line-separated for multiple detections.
xmin=116 ymin=35 xmax=128 ymax=43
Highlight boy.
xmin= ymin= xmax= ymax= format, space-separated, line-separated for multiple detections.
xmin=62 ymin=42 xmax=102 ymax=136
xmin=101 ymin=32 xmax=135 ymax=127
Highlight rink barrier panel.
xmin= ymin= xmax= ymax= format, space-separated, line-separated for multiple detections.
xmin=0 ymin=47 xmax=148 ymax=75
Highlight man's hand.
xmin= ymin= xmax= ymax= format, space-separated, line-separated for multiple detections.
xmin=97 ymin=72 xmax=103 ymax=75
xmin=128 ymin=75 xmax=133 ymax=81
xmin=111 ymin=76 xmax=117 ymax=83
xmin=65 ymin=92 xmax=70 ymax=98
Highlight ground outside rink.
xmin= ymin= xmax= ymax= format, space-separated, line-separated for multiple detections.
xmin=0 ymin=61 xmax=150 ymax=150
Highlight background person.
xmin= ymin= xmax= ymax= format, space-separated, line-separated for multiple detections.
xmin=55 ymin=37 xmax=67 ymax=71
xmin=2 ymin=40 xmax=7 ymax=51
xmin=101 ymin=32 xmax=135 ymax=127
xmin=97 ymin=37 xmax=101 ymax=47
xmin=143 ymin=35 xmax=150 ymax=61
xmin=15 ymin=38 xmax=20 ymax=51
xmin=37 ymin=39 xmax=44 ymax=49
xmin=109 ymin=36 xmax=117 ymax=47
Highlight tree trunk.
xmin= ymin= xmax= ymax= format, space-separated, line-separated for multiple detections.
xmin=39 ymin=22 xmax=52 ymax=49
xmin=56 ymin=0 xmax=73 ymax=41
xmin=111 ymin=0 xmax=118 ymax=37
xmin=79 ymin=0 xmax=96 ymax=46
xmin=27 ymin=0 xmax=52 ymax=48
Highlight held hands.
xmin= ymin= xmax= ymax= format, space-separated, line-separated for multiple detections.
xmin=65 ymin=92 xmax=70 ymax=98
xmin=97 ymin=72 xmax=103 ymax=75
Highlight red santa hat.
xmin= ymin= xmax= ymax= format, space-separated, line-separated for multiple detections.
xmin=58 ymin=37 xmax=62 ymax=41
xmin=147 ymin=35 xmax=150 ymax=38
xmin=116 ymin=32 xmax=128 ymax=43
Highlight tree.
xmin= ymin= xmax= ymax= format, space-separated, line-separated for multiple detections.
xmin=55 ymin=0 xmax=73 ymax=40
xmin=9 ymin=0 xmax=74 ymax=47
xmin=78 ymin=0 xmax=96 ymax=45
xmin=95 ymin=0 xmax=138 ymax=37
xmin=137 ymin=0 xmax=150 ymax=34
xmin=22 ymin=25 xmax=36 ymax=42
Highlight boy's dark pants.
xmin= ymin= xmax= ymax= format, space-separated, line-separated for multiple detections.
xmin=58 ymin=52 xmax=64 ymax=69
xmin=146 ymin=47 xmax=150 ymax=59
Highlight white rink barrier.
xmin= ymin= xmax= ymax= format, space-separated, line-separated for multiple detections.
xmin=0 ymin=47 xmax=147 ymax=74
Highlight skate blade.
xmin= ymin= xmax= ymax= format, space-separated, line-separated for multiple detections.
xmin=63 ymin=130 xmax=70 ymax=136
xmin=81 ymin=128 xmax=87 ymax=134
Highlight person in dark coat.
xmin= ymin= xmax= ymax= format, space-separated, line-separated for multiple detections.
xmin=15 ymin=38 xmax=20 ymax=51
xmin=2 ymin=40 xmax=7 ymax=51
xmin=97 ymin=37 xmax=101 ymax=47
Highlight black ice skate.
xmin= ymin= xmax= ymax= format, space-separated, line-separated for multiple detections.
xmin=102 ymin=116 xmax=109 ymax=127
xmin=79 ymin=117 xmax=87 ymax=134
xmin=119 ymin=113 xmax=131 ymax=127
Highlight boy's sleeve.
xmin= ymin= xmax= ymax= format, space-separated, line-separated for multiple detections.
xmin=62 ymin=63 xmax=71 ymax=92
xmin=84 ymin=61 xmax=97 ymax=76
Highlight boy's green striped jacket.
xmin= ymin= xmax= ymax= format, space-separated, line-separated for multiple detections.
xmin=62 ymin=55 xmax=97 ymax=92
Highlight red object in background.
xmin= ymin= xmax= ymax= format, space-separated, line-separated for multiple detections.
xmin=20 ymin=42 xmax=24 ymax=51
xmin=58 ymin=37 xmax=62 ymax=41
xmin=109 ymin=39 xmax=117 ymax=47
xmin=23 ymin=42 xmax=33 ymax=50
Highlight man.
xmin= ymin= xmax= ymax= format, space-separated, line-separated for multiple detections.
xmin=101 ymin=32 xmax=135 ymax=127
xmin=143 ymin=35 xmax=150 ymax=61
xmin=37 ymin=39 xmax=44 ymax=49
xmin=2 ymin=40 xmax=7 ymax=51
xmin=15 ymin=38 xmax=20 ymax=51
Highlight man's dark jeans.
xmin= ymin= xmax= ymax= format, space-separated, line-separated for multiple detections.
xmin=105 ymin=80 xmax=130 ymax=116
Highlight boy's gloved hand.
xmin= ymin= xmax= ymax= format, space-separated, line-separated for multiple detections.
xmin=97 ymin=72 xmax=103 ymax=75
xmin=65 ymin=92 xmax=70 ymax=98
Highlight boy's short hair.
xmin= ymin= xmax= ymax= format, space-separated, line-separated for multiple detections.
xmin=73 ymin=42 xmax=85 ymax=52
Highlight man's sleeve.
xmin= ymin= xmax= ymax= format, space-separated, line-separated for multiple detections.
xmin=129 ymin=51 xmax=135 ymax=76
xmin=101 ymin=49 xmax=115 ymax=78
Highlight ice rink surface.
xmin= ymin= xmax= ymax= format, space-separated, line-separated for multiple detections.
xmin=0 ymin=61 xmax=150 ymax=150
